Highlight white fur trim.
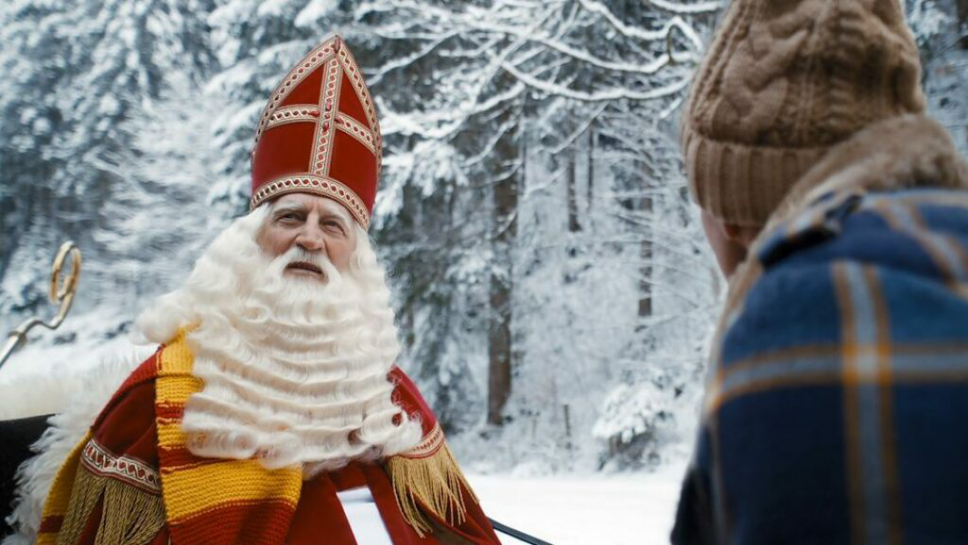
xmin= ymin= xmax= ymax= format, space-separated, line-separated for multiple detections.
xmin=1 ymin=350 xmax=149 ymax=544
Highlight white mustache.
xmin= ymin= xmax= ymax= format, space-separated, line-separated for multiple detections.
xmin=278 ymin=248 xmax=330 ymax=274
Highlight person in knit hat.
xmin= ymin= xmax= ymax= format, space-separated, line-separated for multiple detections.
xmin=672 ymin=1 xmax=968 ymax=543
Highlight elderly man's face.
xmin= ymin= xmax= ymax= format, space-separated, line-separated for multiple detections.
xmin=257 ymin=193 xmax=358 ymax=279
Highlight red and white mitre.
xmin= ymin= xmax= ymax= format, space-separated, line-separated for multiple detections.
xmin=250 ymin=34 xmax=381 ymax=230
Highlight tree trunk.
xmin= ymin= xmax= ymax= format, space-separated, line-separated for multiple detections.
xmin=587 ymin=128 xmax=595 ymax=218
xmin=488 ymin=269 xmax=512 ymax=425
xmin=637 ymin=196 xmax=654 ymax=327
xmin=959 ymin=0 xmax=968 ymax=49
xmin=487 ymin=110 xmax=519 ymax=426
xmin=567 ymin=149 xmax=581 ymax=233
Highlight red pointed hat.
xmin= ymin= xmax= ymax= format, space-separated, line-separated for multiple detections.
xmin=250 ymin=34 xmax=381 ymax=230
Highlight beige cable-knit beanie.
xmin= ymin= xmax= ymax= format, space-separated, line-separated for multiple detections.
xmin=682 ymin=0 xmax=926 ymax=226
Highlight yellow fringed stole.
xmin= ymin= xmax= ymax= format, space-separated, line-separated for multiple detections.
xmin=38 ymin=432 xmax=165 ymax=545
xmin=386 ymin=423 xmax=479 ymax=538
xmin=55 ymin=466 xmax=165 ymax=545
xmin=38 ymin=432 xmax=90 ymax=545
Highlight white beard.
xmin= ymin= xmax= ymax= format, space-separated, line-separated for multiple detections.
xmin=134 ymin=206 xmax=422 ymax=473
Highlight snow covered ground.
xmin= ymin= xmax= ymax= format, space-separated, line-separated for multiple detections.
xmin=468 ymin=460 xmax=686 ymax=545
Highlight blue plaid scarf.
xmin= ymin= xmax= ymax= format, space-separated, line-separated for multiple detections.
xmin=674 ymin=115 xmax=968 ymax=545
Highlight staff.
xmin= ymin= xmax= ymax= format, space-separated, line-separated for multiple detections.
xmin=0 ymin=241 xmax=81 ymax=369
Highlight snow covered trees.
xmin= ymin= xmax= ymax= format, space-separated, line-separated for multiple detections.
xmin=344 ymin=0 xmax=722 ymax=467
xmin=911 ymin=0 xmax=968 ymax=155
xmin=0 ymin=0 xmax=217 ymax=328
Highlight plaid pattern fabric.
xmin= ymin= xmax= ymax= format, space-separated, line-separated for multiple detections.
xmin=684 ymin=188 xmax=968 ymax=544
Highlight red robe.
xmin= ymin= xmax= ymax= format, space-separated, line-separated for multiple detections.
xmin=38 ymin=339 xmax=500 ymax=545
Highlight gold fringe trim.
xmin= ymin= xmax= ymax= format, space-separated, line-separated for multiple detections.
xmin=386 ymin=442 xmax=478 ymax=538
xmin=41 ymin=432 xmax=92 ymax=528
xmin=56 ymin=466 xmax=166 ymax=545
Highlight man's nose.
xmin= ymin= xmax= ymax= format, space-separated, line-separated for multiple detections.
xmin=295 ymin=223 xmax=326 ymax=252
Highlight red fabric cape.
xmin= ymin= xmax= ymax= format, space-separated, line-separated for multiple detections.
xmin=66 ymin=350 xmax=500 ymax=545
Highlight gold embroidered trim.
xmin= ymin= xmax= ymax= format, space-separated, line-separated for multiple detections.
xmin=311 ymin=58 xmax=342 ymax=177
xmin=335 ymin=113 xmax=377 ymax=155
xmin=335 ymin=43 xmax=380 ymax=144
xmin=335 ymin=40 xmax=383 ymax=179
xmin=250 ymin=175 xmax=370 ymax=229
xmin=399 ymin=423 xmax=445 ymax=459
xmin=254 ymin=38 xmax=338 ymax=143
xmin=264 ymin=105 xmax=320 ymax=131
xmin=80 ymin=437 xmax=161 ymax=495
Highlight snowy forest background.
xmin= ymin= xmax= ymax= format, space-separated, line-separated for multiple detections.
xmin=1 ymin=0 xmax=966 ymax=474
